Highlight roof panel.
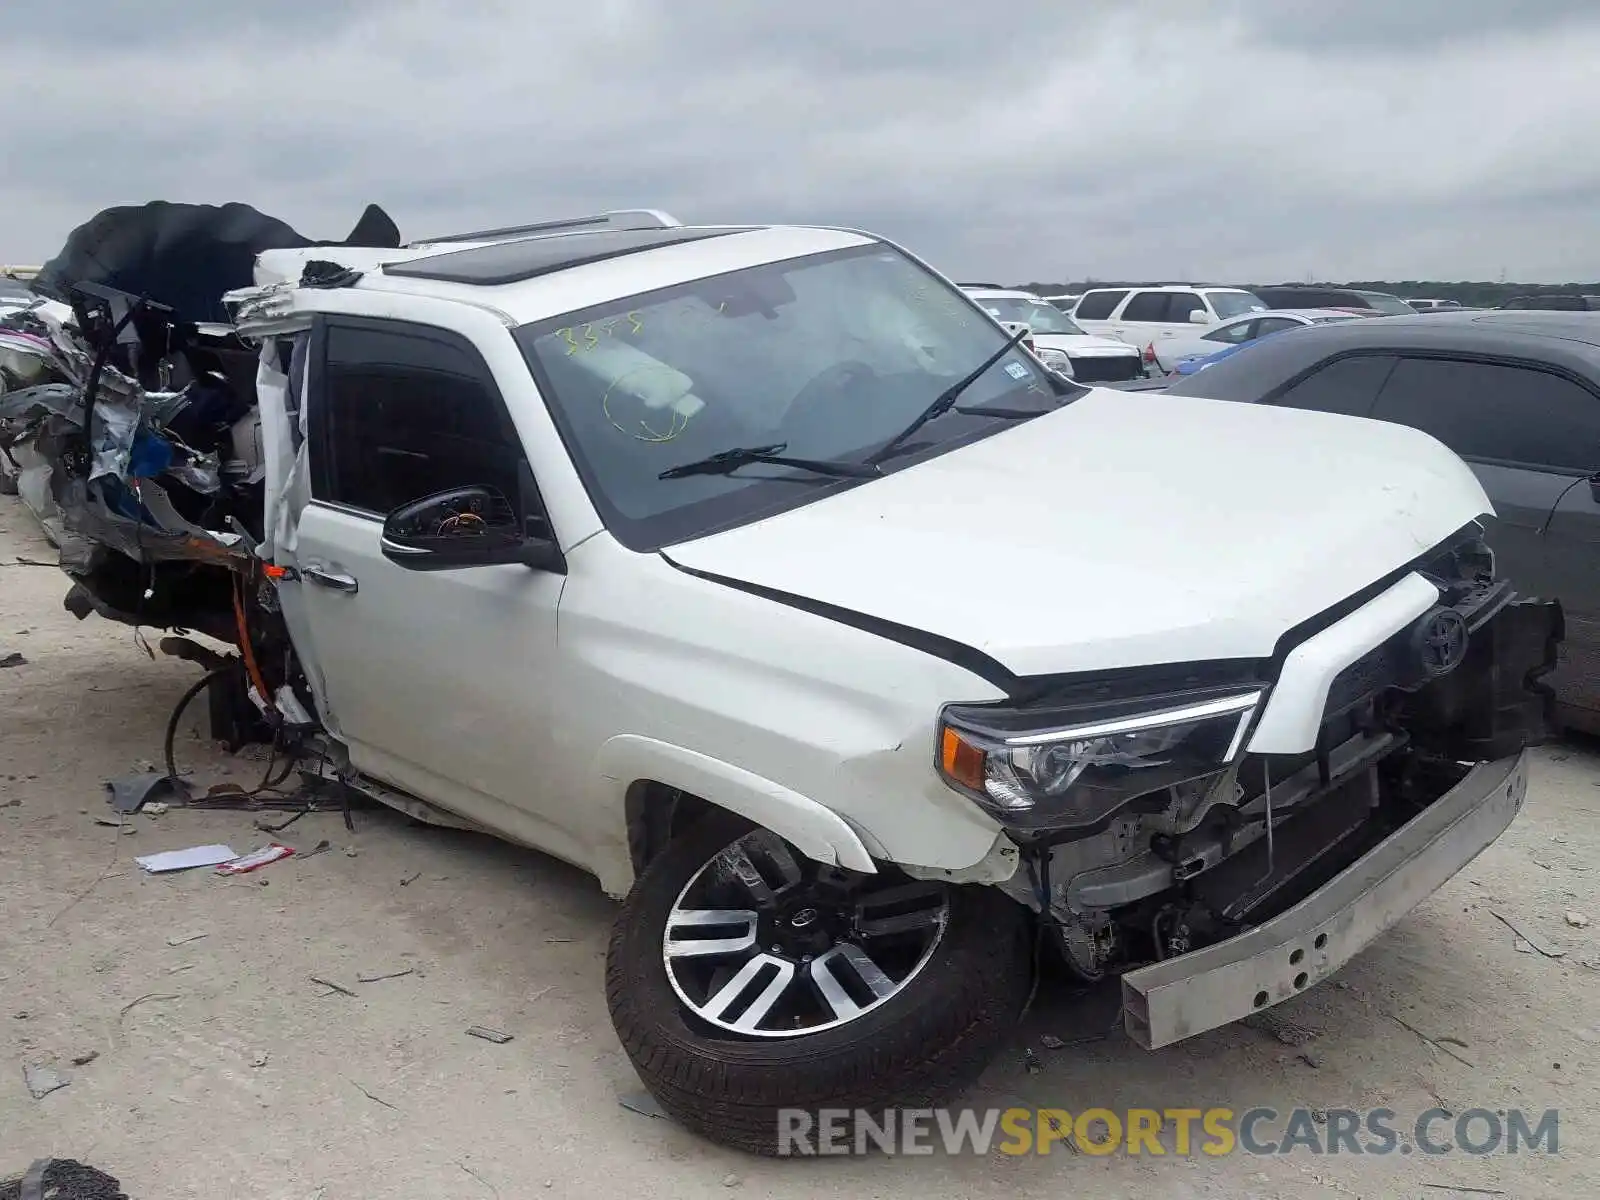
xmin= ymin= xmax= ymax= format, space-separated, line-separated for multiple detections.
xmin=381 ymin=226 xmax=758 ymax=286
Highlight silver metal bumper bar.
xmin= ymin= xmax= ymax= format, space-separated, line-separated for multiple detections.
xmin=1121 ymin=751 xmax=1529 ymax=1049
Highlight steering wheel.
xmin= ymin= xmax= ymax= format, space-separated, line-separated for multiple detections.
xmin=786 ymin=360 xmax=878 ymax=417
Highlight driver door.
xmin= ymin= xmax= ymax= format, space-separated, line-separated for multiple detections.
xmin=287 ymin=315 xmax=574 ymax=852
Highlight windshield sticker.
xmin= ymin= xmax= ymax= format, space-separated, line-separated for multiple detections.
xmin=1004 ymin=361 xmax=1029 ymax=380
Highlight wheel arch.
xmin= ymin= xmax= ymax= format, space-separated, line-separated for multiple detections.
xmin=597 ymin=734 xmax=878 ymax=881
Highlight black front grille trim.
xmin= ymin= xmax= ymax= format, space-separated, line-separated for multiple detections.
xmin=1070 ymin=355 xmax=1145 ymax=383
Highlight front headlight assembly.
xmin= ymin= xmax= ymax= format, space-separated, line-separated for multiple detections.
xmin=936 ymin=688 xmax=1265 ymax=835
xmin=1035 ymin=347 xmax=1074 ymax=377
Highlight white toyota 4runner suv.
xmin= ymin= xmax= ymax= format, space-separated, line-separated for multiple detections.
xmin=2 ymin=207 xmax=1561 ymax=1156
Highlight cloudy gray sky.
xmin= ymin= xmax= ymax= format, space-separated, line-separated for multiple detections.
xmin=6 ymin=0 xmax=1600 ymax=284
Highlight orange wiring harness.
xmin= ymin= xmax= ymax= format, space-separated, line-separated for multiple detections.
xmin=232 ymin=572 xmax=278 ymax=718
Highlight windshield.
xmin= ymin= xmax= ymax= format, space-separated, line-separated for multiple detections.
xmin=1207 ymin=290 xmax=1268 ymax=320
xmin=515 ymin=244 xmax=1068 ymax=550
xmin=972 ymin=295 xmax=1086 ymax=335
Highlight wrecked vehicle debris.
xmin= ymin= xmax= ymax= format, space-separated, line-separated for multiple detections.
xmin=0 ymin=202 xmax=1564 ymax=1156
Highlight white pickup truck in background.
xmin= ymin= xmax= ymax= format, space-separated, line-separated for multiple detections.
xmin=0 ymin=203 xmax=1563 ymax=1156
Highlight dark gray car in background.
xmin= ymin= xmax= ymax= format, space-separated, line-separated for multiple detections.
xmin=1160 ymin=310 xmax=1600 ymax=731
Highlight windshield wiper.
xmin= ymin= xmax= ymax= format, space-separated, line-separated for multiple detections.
xmin=866 ymin=327 xmax=1031 ymax=466
xmin=658 ymin=442 xmax=881 ymax=481
xmin=951 ymin=403 xmax=1053 ymax=419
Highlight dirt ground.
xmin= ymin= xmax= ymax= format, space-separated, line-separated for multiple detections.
xmin=1 ymin=494 xmax=1596 ymax=1200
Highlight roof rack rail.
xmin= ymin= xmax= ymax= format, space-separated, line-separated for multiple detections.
xmin=414 ymin=209 xmax=682 ymax=247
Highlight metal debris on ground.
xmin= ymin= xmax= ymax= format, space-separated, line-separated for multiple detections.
xmin=618 ymin=1089 xmax=667 ymax=1120
xmin=1490 ymin=910 xmax=1566 ymax=958
xmin=104 ymin=771 xmax=189 ymax=814
xmin=348 ymin=1079 xmax=399 ymax=1112
xmin=117 ymin=993 xmax=178 ymax=1024
xmin=69 ymin=1051 xmax=98 ymax=1067
xmin=1566 ymin=911 xmax=1591 ymax=928
xmin=356 ymin=968 xmax=415 ymax=984
xmin=300 ymin=839 xmax=332 ymax=858
xmin=0 ymin=652 xmax=26 ymax=668
xmin=22 ymin=1064 xmax=70 ymax=1100
xmin=465 ymin=1026 xmax=514 ymax=1045
xmin=0 ymin=1158 xmax=129 ymax=1200
xmin=249 ymin=1053 xmax=269 ymax=1068
xmin=1038 ymin=1034 xmax=1065 ymax=1050
xmin=399 ymin=871 xmax=422 ymax=886
xmin=1244 ymin=1008 xmax=1319 ymax=1048
xmin=164 ymin=931 xmax=207 ymax=947
xmin=309 ymin=976 xmax=356 ymax=998
xmin=1388 ymin=1012 xmax=1475 ymax=1068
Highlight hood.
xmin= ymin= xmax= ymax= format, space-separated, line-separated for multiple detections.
xmin=665 ymin=388 xmax=1491 ymax=679
xmin=1030 ymin=332 xmax=1139 ymax=357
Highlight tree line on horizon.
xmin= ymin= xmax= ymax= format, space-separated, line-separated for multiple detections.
xmin=1012 ymin=280 xmax=1600 ymax=308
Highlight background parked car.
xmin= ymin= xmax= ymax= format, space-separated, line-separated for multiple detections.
xmin=1042 ymin=292 xmax=1080 ymax=311
xmin=1251 ymin=285 xmax=1416 ymax=315
xmin=963 ymin=287 xmax=1146 ymax=382
xmin=1404 ymin=298 xmax=1463 ymax=311
xmin=1160 ymin=310 xmax=1600 ymax=732
xmin=1498 ymin=294 xmax=1600 ymax=311
xmin=1151 ymin=307 xmax=1362 ymax=373
xmin=1071 ymin=283 xmax=1268 ymax=346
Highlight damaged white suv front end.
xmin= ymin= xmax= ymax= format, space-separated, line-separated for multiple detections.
xmin=0 ymin=203 xmax=1562 ymax=1157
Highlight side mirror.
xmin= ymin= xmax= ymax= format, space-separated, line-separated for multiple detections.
xmin=380 ymin=485 xmax=561 ymax=572
xmin=1188 ymin=309 xmax=1210 ymax=325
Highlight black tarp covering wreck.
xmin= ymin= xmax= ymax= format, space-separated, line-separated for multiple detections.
xmin=0 ymin=200 xmax=398 ymax=639
xmin=32 ymin=200 xmax=400 ymax=327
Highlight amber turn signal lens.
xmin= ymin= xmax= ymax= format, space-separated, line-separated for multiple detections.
xmin=940 ymin=726 xmax=987 ymax=791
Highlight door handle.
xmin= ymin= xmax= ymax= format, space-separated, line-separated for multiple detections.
xmin=302 ymin=567 xmax=359 ymax=594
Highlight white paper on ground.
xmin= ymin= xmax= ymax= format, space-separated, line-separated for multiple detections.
xmin=135 ymin=844 xmax=238 ymax=874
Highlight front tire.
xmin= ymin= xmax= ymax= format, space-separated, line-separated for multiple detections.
xmin=605 ymin=812 xmax=1031 ymax=1155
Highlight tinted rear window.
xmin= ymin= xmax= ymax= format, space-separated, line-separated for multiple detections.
xmin=1120 ymin=291 xmax=1175 ymax=322
xmin=1357 ymin=293 xmax=1418 ymax=316
xmin=1255 ymin=288 xmax=1345 ymax=308
xmin=1371 ymin=357 xmax=1600 ymax=472
xmin=1074 ymin=290 xmax=1127 ymax=320
xmin=1266 ymin=354 xmax=1398 ymax=417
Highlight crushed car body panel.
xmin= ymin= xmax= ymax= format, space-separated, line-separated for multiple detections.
xmin=0 ymin=201 xmax=401 ymax=583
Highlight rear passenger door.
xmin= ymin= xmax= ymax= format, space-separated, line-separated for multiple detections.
xmin=1110 ymin=290 xmax=1205 ymax=345
xmin=1364 ymin=355 xmax=1600 ymax=720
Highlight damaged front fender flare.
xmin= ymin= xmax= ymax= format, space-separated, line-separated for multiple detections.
xmin=594 ymin=735 xmax=877 ymax=875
